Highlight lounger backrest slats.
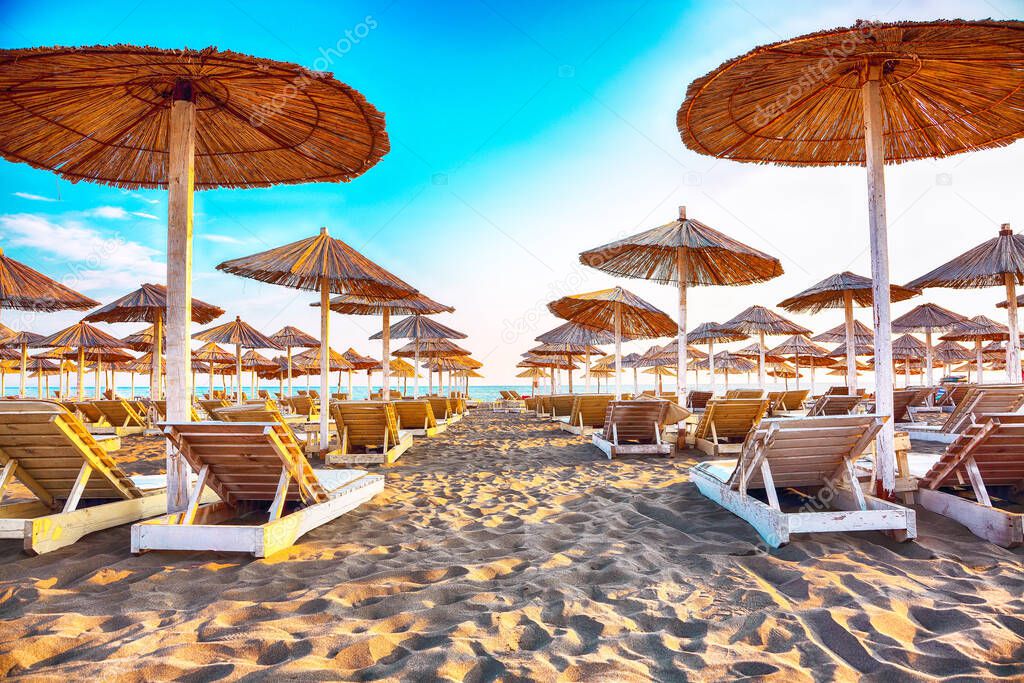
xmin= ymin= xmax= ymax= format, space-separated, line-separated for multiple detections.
xmin=92 ymin=399 xmax=146 ymax=428
xmin=730 ymin=414 xmax=884 ymax=490
xmin=289 ymin=396 xmax=317 ymax=417
xmin=940 ymin=387 xmax=1024 ymax=434
xmin=825 ymin=386 xmax=850 ymax=396
xmin=163 ymin=421 xmax=327 ymax=506
xmin=331 ymin=401 xmax=401 ymax=450
xmin=922 ymin=413 xmax=1024 ymax=488
xmin=426 ymin=397 xmax=452 ymax=421
xmin=73 ymin=401 xmax=106 ymax=423
xmin=693 ymin=398 xmax=770 ymax=441
xmin=779 ymin=389 xmax=810 ymax=411
xmin=726 ymin=389 xmax=764 ymax=399
xmin=600 ymin=400 xmax=670 ymax=444
xmin=550 ymin=395 xmax=576 ymax=417
xmin=892 ymin=390 xmax=918 ymax=423
xmin=392 ymin=400 xmax=437 ymax=430
xmin=0 ymin=400 xmax=142 ymax=502
xmin=687 ymin=391 xmax=713 ymax=410
xmin=569 ymin=395 xmax=613 ymax=428
xmin=808 ymin=395 xmax=862 ymax=416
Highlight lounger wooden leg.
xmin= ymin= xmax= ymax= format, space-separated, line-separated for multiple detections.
xmin=964 ymin=456 xmax=992 ymax=507
xmin=62 ymin=462 xmax=92 ymax=513
xmin=760 ymin=461 xmax=780 ymax=510
xmin=183 ymin=464 xmax=210 ymax=525
xmin=0 ymin=460 xmax=16 ymax=501
xmin=268 ymin=469 xmax=291 ymax=521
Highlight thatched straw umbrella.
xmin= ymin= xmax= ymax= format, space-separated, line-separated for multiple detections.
xmin=518 ymin=355 xmax=576 ymax=395
xmin=324 ymin=292 xmax=453 ymax=401
xmin=426 ymin=355 xmax=482 ymax=396
xmin=678 ymin=19 xmax=1024 ymax=491
xmin=0 ymin=45 xmax=390 ymax=510
xmin=718 ymin=306 xmax=810 ymax=389
xmin=340 ymin=348 xmax=379 ymax=399
xmin=548 ymin=287 xmax=676 ymax=398
xmin=370 ymin=315 xmax=466 ymax=398
xmin=768 ymin=335 xmax=832 ymax=393
xmin=192 ymin=342 xmax=235 ymax=397
xmin=267 ymin=327 xmax=319 ymax=399
xmin=778 ymin=272 xmax=918 ymax=391
xmin=890 ymin=303 xmax=967 ymax=387
xmin=536 ymin=322 xmax=612 ymax=393
xmin=0 ymin=322 xmax=14 ymax=342
xmin=292 ymin=347 xmax=354 ymax=396
xmin=940 ymin=316 xmax=1010 ymax=384
xmin=906 ymin=224 xmax=1024 ymax=382
xmin=643 ymin=365 xmax=676 ymax=395
xmin=526 ymin=341 xmax=601 ymax=394
xmin=386 ymin=358 xmax=419 ymax=395
xmin=734 ymin=343 xmax=785 ymax=386
xmin=766 ymin=361 xmax=800 ymax=389
xmin=587 ymin=365 xmax=615 ymax=393
xmin=37 ymin=321 xmax=128 ymax=399
xmin=891 ymin=334 xmax=928 ymax=386
xmin=0 ymin=330 xmax=45 ymax=398
xmin=239 ymin=350 xmax=278 ymax=398
xmin=85 ymin=283 xmax=223 ymax=400
xmin=579 ymin=205 xmax=782 ymax=396
xmin=693 ymin=351 xmax=756 ymax=390
xmin=121 ymin=325 xmax=165 ymax=352
xmin=686 ymin=322 xmax=747 ymax=392
xmin=216 ymin=227 xmax=414 ymax=444
xmin=812 ymin=320 xmax=875 ymax=346
xmin=31 ymin=346 xmax=76 ymax=397
xmin=193 ymin=317 xmax=281 ymax=403
xmin=394 ymin=338 xmax=470 ymax=395
xmin=517 ymin=366 xmax=548 ymax=396
xmin=23 ymin=357 xmax=59 ymax=398
xmin=122 ymin=352 xmax=160 ymax=399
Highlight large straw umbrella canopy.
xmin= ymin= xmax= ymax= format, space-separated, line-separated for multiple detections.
xmin=941 ymin=315 xmax=1010 ymax=384
xmin=192 ymin=341 xmax=234 ymax=396
xmin=768 ymin=335 xmax=832 ymax=392
xmin=193 ymin=316 xmax=281 ymax=404
xmin=369 ymin=314 xmax=466 ymax=398
xmin=0 ymin=45 xmax=390 ymax=511
xmin=548 ymin=287 xmax=676 ymax=398
xmin=526 ymin=341 xmax=602 ymax=394
xmin=340 ymin=348 xmax=379 ymax=399
xmin=268 ymin=326 xmax=319 ymax=399
xmin=84 ymin=283 xmax=224 ymax=400
xmin=121 ymin=325 xmax=166 ymax=352
xmin=778 ymin=272 xmax=918 ymax=391
xmin=536 ymin=321 xmax=613 ymax=393
xmin=693 ymin=351 xmax=756 ymax=390
xmin=677 ymin=19 xmax=1024 ymax=491
xmin=36 ymin=321 xmax=128 ymax=399
xmin=905 ymin=224 xmax=1024 ymax=382
xmin=686 ymin=321 xmax=747 ymax=393
xmin=812 ymin=320 xmax=875 ymax=345
xmin=216 ymin=226 xmax=415 ymax=444
xmin=579 ymin=205 xmax=782 ymax=395
xmin=892 ymin=334 xmax=928 ymax=386
xmin=325 ymin=292 xmax=453 ymax=399
xmin=718 ymin=306 xmax=810 ymax=389
xmin=890 ymin=303 xmax=967 ymax=387
xmin=0 ymin=330 xmax=45 ymax=398
xmin=239 ymin=350 xmax=279 ymax=397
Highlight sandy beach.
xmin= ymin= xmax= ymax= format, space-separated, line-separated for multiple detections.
xmin=0 ymin=409 xmax=1021 ymax=681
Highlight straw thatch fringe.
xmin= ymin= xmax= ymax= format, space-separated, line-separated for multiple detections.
xmin=719 ymin=305 xmax=810 ymax=336
xmin=778 ymin=271 xmax=918 ymax=313
xmin=324 ymin=292 xmax=453 ymax=316
xmin=547 ymin=287 xmax=677 ymax=340
xmin=85 ymin=283 xmax=224 ymax=324
xmin=193 ymin=316 xmax=281 ymax=349
xmin=369 ymin=315 xmax=467 ymax=341
xmin=0 ymin=249 xmax=98 ymax=312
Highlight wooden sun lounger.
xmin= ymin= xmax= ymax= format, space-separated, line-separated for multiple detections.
xmin=906 ymin=386 xmax=1024 ymax=443
xmin=132 ymin=420 xmax=383 ymax=557
xmin=807 ymin=394 xmax=862 ymax=417
xmin=690 ymin=414 xmax=916 ymax=548
xmin=198 ymin=398 xmax=230 ymax=418
xmin=916 ymin=413 xmax=1024 ymax=547
xmin=892 ymin=389 xmax=919 ymax=423
xmin=522 ymin=396 xmax=539 ymax=413
xmin=558 ymin=394 xmax=614 ymax=435
xmin=288 ymin=395 xmax=319 ymax=419
xmin=426 ymin=396 xmax=461 ymax=424
xmin=688 ymin=398 xmax=770 ymax=456
xmin=537 ymin=396 xmax=552 ymax=417
xmin=591 ymin=400 xmax=674 ymax=459
xmin=687 ymin=391 xmax=713 ymax=411
xmin=150 ymin=400 xmax=203 ymax=423
xmin=0 ymin=401 xmax=171 ymax=554
xmin=72 ymin=401 xmax=108 ymax=426
xmin=774 ymin=389 xmax=810 ymax=412
xmin=549 ymin=394 xmax=576 ymax=420
xmin=392 ymin=399 xmax=444 ymax=437
xmin=327 ymin=401 xmax=414 ymax=465
xmin=90 ymin=399 xmax=148 ymax=436
xmin=726 ymin=389 xmax=765 ymax=399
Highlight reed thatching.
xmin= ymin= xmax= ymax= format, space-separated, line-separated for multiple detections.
xmin=0 ymin=248 xmax=99 ymax=312
xmin=940 ymin=315 xmax=1010 ymax=342
xmin=324 ymin=292 xmax=452 ymax=316
xmin=643 ymin=366 xmax=676 ymax=377
xmin=527 ymin=341 xmax=603 ymax=357
xmin=0 ymin=347 xmax=19 ymax=360
xmin=997 ymin=294 xmax=1024 ymax=309
xmin=516 ymin=367 xmax=549 ymax=379
xmin=891 ymin=334 xmax=928 ymax=359
xmin=386 ymin=358 xmax=418 ymax=377
xmin=718 ymin=305 xmax=810 ymax=337
xmin=933 ymin=340 xmax=973 ymax=362
xmin=518 ymin=355 xmax=577 ymax=370
xmin=124 ymin=353 xmax=159 ymax=374
xmin=652 ymin=339 xmax=708 ymax=360
xmin=239 ymin=349 xmax=278 ymax=371
xmin=768 ymin=335 xmax=829 ymax=358
xmin=906 ymin=224 xmax=1024 ymax=289
xmin=0 ymin=45 xmax=389 ymax=189
xmin=192 ymin=316 xmax=281 ymax=349
xmin=827 ymin=342 xmax=875 ymax=358
xmin=192 ymin=342 xmax=235 ymax=364
xmin=891 ymin=302 xmax=968 ymax=332
xmin=0 ymin=330 xmax=46 ymax=348
xmin=693 ymin=351 xmax=756 ymax=373
xmin=679 ymin=20 xmax=1024 ymax=167
xmin=535 ymin=321 xmax=614 ymax=346
xmin=812 ymin=320 xmax=875 ymax=344
xmin=767 ymin=362 xmax=800 ymax=379
xmin=268 ymin=326 xmax=319 ymax=350
xmin=734 ymin=343 xmax=785 ymax=364
xmin=217 ymin=227 xmax=415 ymax=298
xmin=547 ymin=287 xmax=676 ymax=340
xmin=777 ymin=271 xmax=918 ymax=313
xmin=293 ymin=347 xmax=356 ymax=372
xmin=0 ymin=322 xmax=14 ymax=341
xmin=393 ymin=338 xmax=471 ymax=359
xmin=84 ymin=283 xmax=223 ymax=324
xmin=63 ymin=347 xmax=133 ymax=363
xmin=579 ymin=206 xmax=782 ymax=285
xmin=120 ymin=325 xmax=165 ymax=352
xmin=37 ymin=321 xmax=126 ymax=350
xmin=426 ymin=355 xmax=482 ymax=372
xmin=686 ymin=321 xmax=747 ymax=344
xmin=370 ymin=315 xmax=467 ymax=341
xmin=341 ymin=348 xmax=378 ymax=370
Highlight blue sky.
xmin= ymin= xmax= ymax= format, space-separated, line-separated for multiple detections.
xmin=2 ymin=0 xmax=1024 ymax=383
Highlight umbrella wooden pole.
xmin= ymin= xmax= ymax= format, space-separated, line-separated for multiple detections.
xmin=234 ymin=344 xmax=242 ymax=404
xmin=708 ymin=341 xmax=716 ymax=394
xmin=382 ymin=309 xmax=391 ymax=401
xmin=37 ymin=368 xmax=42 ymax=399
xmin=165 ymin=81 xmax=196 ymax=512
xmin=810 ymin=364 xmax=816 ymax=396
xmin=795 ymin=352 xmax=801 ymax=389
xmin=925 ymin=328 xmax=934 ymax=387
xmin=677 ymin=243 xmax=688 ymax=398
xmin=348 ymin=369 xmax=353 ymax=398
xmin=550 ymin=366 xmax=555 ymax=396
xmin=130 ymin=371 xmax=135 ymax=399
xmin=94 ymin=360 xmax=101 ymax=399
xmin=77 ymin=348 xmax=85 ymax=400
xmin=976 ymin=340 xmax=985 ymax=384
xmin=843 ymin=291 xmax=857 ymax=392
xmin=287 ymin=346 xmax=293 ymax=397
xmin=567 ymin=355 xmax=573 ymax=394
xmin=757 ymin=331 xmax=766 ymax=389
xmin=19 ymin=343 xmax=27 ymax=398
xmin=208 ymin=364 xmax=214 ymax=399
xmin=614 ymin=302 xmax=622 ymax=399
xmin=862 ymin=64 xmax=896 ymax=494
xmin=153 ymin=309 xmax=163 ymax=400
xmin=1004 ymin=271 xmax=1021 ymax=382
xmin=319 ymin=277 xmax=330 ymax=449
xmin=633 ymin=367 xmax=638 ymax=395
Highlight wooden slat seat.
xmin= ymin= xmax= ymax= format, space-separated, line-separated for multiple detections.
xmin=807 ymin=394 xmax=863 ymax=417
xmin=90 ymin=399 xmax=147 ymax=435
xmin=591 ymin=400 xmax=680 ymax=458
xmin=690 ymin=414 xmax=916 ymax=548
xmin=392 ymin=399 xmax=442 ymax=437
xmin=688 ymin=398 xmax=770 ymax=456
xmin=558 ymin=394 xmax=613 ymax=435
xmin=549 ymin=394 xmax=576 ymax=419
xmin=328 ymin=401 xmax=413 ymax=465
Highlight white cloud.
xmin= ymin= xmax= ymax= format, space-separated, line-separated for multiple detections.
xmin=0 ymin=213 xmax=165 ymax=293
xmin=88 ymin=206 xmax=130 ymax=219
xmin=120 ymin=190 xmax=160 ymax=206
xmin=200 ymin=233 xmax=245 ymax=244
xmin=131 ymin=211 xmax=159 ymax=220
xmin=13 ymin=192 xmax=56 ymax=202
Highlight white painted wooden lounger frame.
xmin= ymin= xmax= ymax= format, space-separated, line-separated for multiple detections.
xmin=689 ymin=415 xmax=916 ymax=548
